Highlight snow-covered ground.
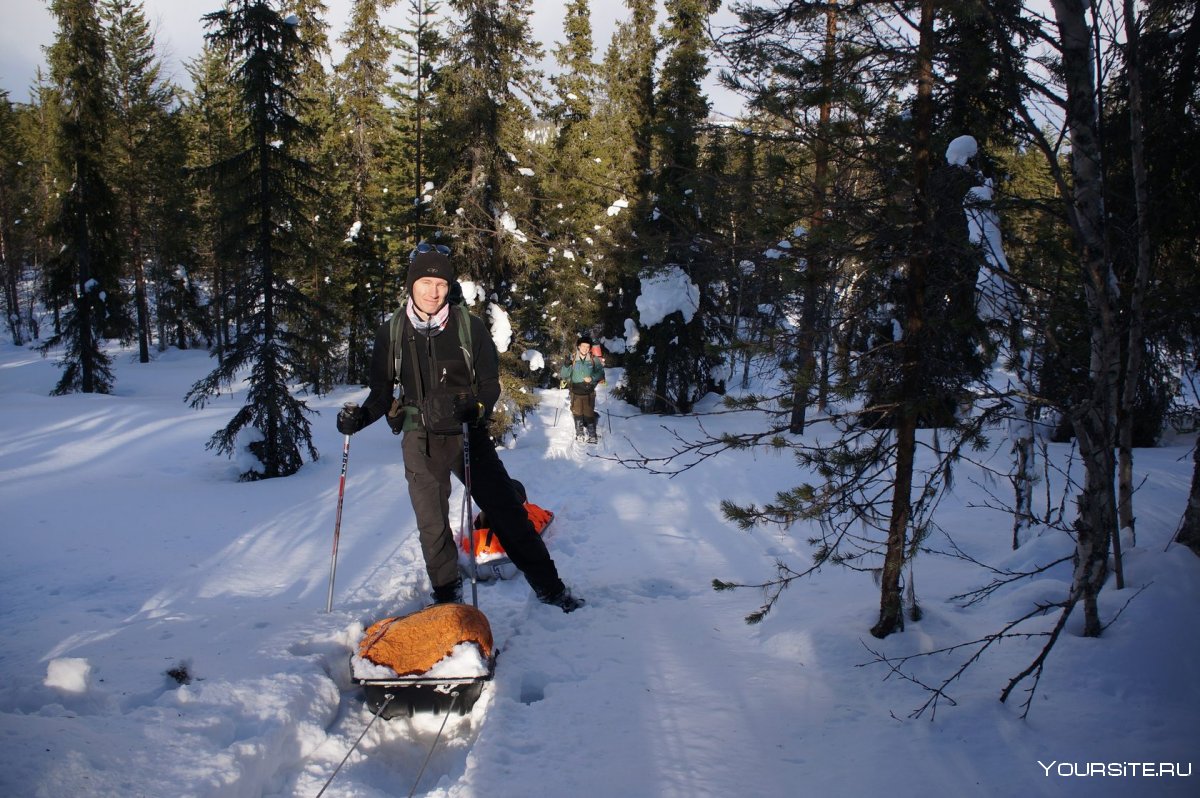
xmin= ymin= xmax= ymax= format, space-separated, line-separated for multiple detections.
xmin=1 ymin=341 xmax=1196 ymax=797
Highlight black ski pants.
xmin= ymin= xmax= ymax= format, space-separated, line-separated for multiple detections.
xmin=402 ymin=425 xmax=564 ymax=597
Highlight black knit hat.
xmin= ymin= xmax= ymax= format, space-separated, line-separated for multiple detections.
xmin=406 ymin=250 xmax=454 ymax=294
xmin=576 ymin=334 xmax=593 ymax=347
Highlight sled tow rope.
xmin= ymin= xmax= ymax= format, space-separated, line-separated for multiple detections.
xmin=315 ymin=693 xmax=394 ymax=797
xmin=314 ymin=690 xmax=463 ymax=797
xmin=408 ymin=690 xmax=460 ymax=797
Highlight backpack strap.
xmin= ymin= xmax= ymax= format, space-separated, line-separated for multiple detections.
xmin=388 ymin=309 xmax=407 ymax=389
xmin=454 ymin=304 xmax=476 ymax=391
xmin=388 ymin=301 xmax=477 ymax=397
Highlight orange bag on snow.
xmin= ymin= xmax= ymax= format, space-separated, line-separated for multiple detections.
xmin=460 ymin=502 xmax=554 ymax=581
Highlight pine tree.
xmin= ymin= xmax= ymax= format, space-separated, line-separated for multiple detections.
xmin=41 ymin=0 xmax=126 ymax=395
xmin=708 ymin=1 xmax=1012 ymax=636
xmin=186 ymin=0 xmax=323 ymax=481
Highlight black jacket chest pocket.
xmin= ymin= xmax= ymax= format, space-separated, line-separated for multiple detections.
xmin=434 ymin=358 xmax=472 ymax=392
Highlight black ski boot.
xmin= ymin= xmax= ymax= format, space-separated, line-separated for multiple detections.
xmin=586 ymin=422 xmax=598 ymax=444
xmin=537 ymin=584 xmax=585 ymax=613
xmin=574 ymin=416 xmax=586 ymax=441
xmin=430 ymin=577 xmax=463 ymax=605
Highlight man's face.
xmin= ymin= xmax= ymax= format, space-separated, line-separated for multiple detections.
xmin=412 ymin=276 xmax=450 ymax=317
xmin=577 ymin=342 xmax=591 ymax=355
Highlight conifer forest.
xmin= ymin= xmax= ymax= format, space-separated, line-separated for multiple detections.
xmin=2 ymin=0 xmax=1198 ymax=639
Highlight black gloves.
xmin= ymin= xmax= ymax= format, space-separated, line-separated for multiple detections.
xmin=336 ymin=403 xmax=364 ymax=435
xmin=421 ymin=392 xmax=485 ymax=431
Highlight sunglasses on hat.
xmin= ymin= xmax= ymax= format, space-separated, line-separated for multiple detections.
xmin=409 ymin=242 xmax=451 ymax=261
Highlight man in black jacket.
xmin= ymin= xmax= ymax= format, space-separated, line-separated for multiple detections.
xmin=336 ymin=247 xmax=583 ymax=612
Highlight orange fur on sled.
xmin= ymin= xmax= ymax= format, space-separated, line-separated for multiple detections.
xmin=357 ymin=604 xmax=493 ymax=677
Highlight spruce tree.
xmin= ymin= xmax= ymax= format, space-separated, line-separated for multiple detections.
xmin=622 ymin=0 xmax=723 ymax=414
xmin=549 ymin=0 xmax=595 ymax=130
xmin=595 ymin=0 xmax=655 ymax=201
xmin=537 ymin=0 xmax=612 ymax=363
xmin=717 ymin=0 xmax=875 ymax=427
xmin=0 ymin=92 xmax=28 ymax=346
xmin=424 ymin=0 xmax=544 ymax=276
xmin=1108 ymin=0 xmax=1200 ymax=552
xmin=694 ymin=125 xmax=791 ymax=395
xmin=421 ymin=0 xmax=547 ymax=426
xmin=389 ymin=0 xmax=446 ymax=253
xmin=183 ymin=40 xmax=243 ymax=356
xmin=289 ymin=0 xmax=342 ymax=394
xmin=101 ymin=0 xmax=179 ymax=363
xmin=333 ymin=0 xmax=404 ymax=384
xmin=1134 ymin=0 xmax=1200 ymax=552
xmin=145 ymin=106 xmax=210 ymax=352
xmin=593 ymin=0 xmax=656 ymax=353
xmin=41 ymin=0 xmax=126 ymax=395
xmin=16 ymin=73 xmax=62 ymax=344
xmin=186 ymin=0 xmax=323 ymax=481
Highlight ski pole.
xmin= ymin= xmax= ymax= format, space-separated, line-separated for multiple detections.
xmin=325 ymin=404 xmax=356 ymax=613
xmin=461 ymin=422 xmax=479 ymax=607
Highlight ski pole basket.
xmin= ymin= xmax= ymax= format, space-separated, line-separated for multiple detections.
xmin=351 ymin=603 xmax=496 ymax=719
